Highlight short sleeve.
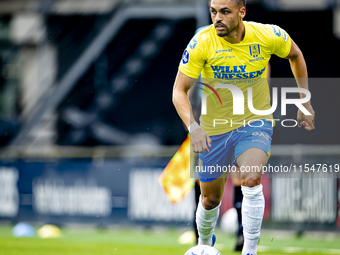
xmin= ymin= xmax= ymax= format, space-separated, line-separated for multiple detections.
xmin=178 ymin=35 xmax=206 ymax=79
xmin=270 ymin=25 xmax=292 ymax=58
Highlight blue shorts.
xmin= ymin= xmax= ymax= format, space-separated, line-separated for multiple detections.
xmin=198 ymin=119 xmax=273 ymax=182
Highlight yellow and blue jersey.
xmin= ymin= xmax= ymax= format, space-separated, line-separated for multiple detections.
xmin=179 ymin=21 xmax=292 ymax=136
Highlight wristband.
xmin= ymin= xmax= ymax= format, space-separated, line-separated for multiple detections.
xmin=188 ymin=122 xmax=201 ymax=133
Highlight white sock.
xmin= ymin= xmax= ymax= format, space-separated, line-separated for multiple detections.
xmin=196 ymin=195 xmax=221 ymax=246
xmin=241 ymin=184 xmax=265 ymax=255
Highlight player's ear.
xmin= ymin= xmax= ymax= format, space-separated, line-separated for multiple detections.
xmin=240 ymin=7 xmax=246 ymax=19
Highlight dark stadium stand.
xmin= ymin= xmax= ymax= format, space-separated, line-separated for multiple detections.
xmin=56 ymin=18 xmax=195 ymax=146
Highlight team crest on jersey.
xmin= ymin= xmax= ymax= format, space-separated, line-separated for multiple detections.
xmin=249 ymin=44 xmax=261 ymax=58
xmin=182 ymin=50 xmax=189 ymax=64
xmin=272 ymin=25 xmax=281 ymax=37
xmin=189 ymin=38 xmax=198 ymax=49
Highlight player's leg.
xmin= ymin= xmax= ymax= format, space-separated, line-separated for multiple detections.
xmin=231 ymin=170 xmax=244 ymax=251
xmin=194 ymin=179 xmax=201 ymax=244
xmin=196 ymin=129 xmax=234 ymax=246
xmin=196 ymin=177 xmax=227 ymax=246
xmin=237 ymin=148 xmax=268 ymax=255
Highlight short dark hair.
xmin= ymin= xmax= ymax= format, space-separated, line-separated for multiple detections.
xmin=209 ymin=0 xmax=246 ymax=7
xmin=234 ymin=0 xmax=246 ymax=7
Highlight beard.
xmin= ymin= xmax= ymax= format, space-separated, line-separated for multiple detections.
xmin=215 ymin=23 xmax=238 ymax=38
xmin=216 ymin=29 xmax=229 ymax=37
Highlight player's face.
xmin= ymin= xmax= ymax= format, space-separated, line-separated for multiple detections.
xmin=210 ymin=0 xmax=246 ymax=38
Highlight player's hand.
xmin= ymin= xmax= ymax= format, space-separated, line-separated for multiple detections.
xmin=297 ymin=102 xmax=315 ymax=131
xmin=191 ymin=129 xmax=212 ymax=153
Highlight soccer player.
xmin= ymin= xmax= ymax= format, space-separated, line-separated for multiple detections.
xmin=172 ymin=0 xmax=315 ymax=254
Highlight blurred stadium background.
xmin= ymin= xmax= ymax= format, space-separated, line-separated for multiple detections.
xmin=0 ymin=0 xmax=340 ymax=254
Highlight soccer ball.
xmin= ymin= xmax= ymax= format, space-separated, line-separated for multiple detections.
xmin=184 ymin=245 xmax=221 ymax=255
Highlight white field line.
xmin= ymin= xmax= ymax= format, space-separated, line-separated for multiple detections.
xmin=258 ymin=245 xmax=340 ymax=254
xmin=214 ymin=243 xmax=226 ymax=250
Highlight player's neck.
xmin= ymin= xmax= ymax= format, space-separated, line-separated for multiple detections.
xmin=223 ymin=20 xmax=245 ymax=44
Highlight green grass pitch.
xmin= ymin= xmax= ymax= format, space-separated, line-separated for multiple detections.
xmin=0 ymin=225 xmax=339 ymax=255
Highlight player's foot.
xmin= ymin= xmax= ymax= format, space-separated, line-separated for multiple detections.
xmin=211 ymin=234 xmax=216 ymax=247
xmin=242 ymin=246 xmax=257 ymax=255
xmin=242 ymin=238 xmax=258 ymax=255
xmin=234 ymin=234 xmax=244 ymax=251
xmin=198 ymin=234 xmax=216 ymax=247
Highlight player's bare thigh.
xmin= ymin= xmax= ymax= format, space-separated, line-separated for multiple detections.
xmin=236 ymin=148 xmax=269 ymax=187
xmin=200 ymin=177 xmax=227 ymax=210
xmin=230 ymin=169 xmax=241 ymax=186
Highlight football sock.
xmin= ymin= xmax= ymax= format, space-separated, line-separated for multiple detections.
xmin=234 ymin=185 xmax=243 ymax=236
xmin=241 ymin=184 xmax=265 ymax=255
xmin=196 ymin=195 xmax=221 ymax=246
xmin=194 ymin=181 xmax=201 ymax=244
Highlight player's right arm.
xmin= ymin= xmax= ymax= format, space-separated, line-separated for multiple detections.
xmin=173 ymin=71 xmax=212 ymax=153
xmin=173 ymin=32 xmax=212 ymax=153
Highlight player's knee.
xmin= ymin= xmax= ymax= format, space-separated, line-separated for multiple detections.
xmin=241 ymin=178 xmax=261 ymax=187
xmin=202 ymin=194 xmax=221 ymax=210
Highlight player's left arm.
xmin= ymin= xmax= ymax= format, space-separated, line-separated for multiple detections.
xmin=285 ymin=40 xmax=315 ymax=130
